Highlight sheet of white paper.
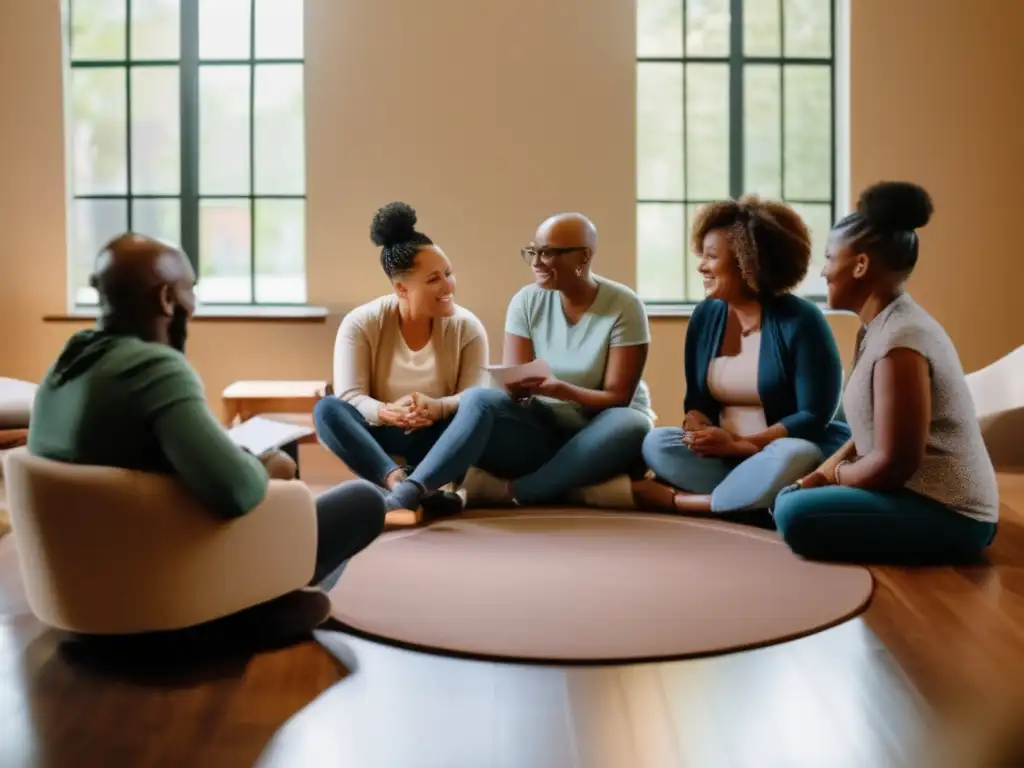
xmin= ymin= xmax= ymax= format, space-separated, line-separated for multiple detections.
xmin=228 ymin=416 xmax=314 ymax=458
xmin=483 ymin=359 xmax=553 ymax=387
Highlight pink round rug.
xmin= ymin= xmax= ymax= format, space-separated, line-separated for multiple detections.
xmin=329 ymin=510 xmax=874 ymax=664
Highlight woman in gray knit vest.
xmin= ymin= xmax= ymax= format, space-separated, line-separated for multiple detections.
xmin=772 ymin=181 xmax=999 ymax=563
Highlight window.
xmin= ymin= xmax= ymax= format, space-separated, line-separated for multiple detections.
xmin=637 ymin=0 xmax=837 ymax=303
xmin=66 ymin=0 xmax=306 ymax=307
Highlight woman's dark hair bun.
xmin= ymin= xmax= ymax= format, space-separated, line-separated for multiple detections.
xmin=857 ymin=181 xmax=933 ymax=232
xmin=370 ymin=202 xmax=420 ymax=248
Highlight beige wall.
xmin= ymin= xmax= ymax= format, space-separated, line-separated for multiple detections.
xmin=0 ymin=0 xmax=1020 ymax=424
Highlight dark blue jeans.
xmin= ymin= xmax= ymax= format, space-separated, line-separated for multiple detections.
xmin=405 ymin=387 xmax=652 ymax=505
xmin=313 ymin=397 xmax=454 ymax=486
xmin=773 ymin=484 xmax=998 ymax=564
xmin=310 ymin=479 xmax=388 ymax=591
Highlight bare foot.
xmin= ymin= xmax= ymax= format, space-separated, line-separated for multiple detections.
xmin=631 ymin=477 xmax=681 ymax=512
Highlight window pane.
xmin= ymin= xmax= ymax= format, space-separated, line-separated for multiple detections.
xmin=198 ymin=198 xmax=252 ymax=304
xmin=685 ymin=203 xmax=704 ymax=301
xmin=685 ymin=64 xmax=729 ymax=200
xmin=783 ymin=65 xmax=831 ymax=200
xmin=783 ymin=0 xmax=831 ymax=57
xmin=744 ymin=65 xmax=781 ymax=198
xmin=637 ymin=203 xmax=686 ymax=301
xmin=130 ymin=66 xmax=180 ymax=194
xmin=72 ymin=199 xmax=128 ymax=304
xmin=637 ymin=0 xmax=682 ymax=58
xmin=132 ymin=198 xmax=181 ymax=246
xmin=790 ymin=202 xmax=831 ymax=296
xmin=199 ymin=66 xmax=251 ymax=195
xmin=199 ymin=0 xmax=252 ymax=60
xmin=686 ymin=0 xmax=729 ymax=57
xmin=255 ymin=199 xmax=305 ymax=303
xmin=744 ymin=0 xmax=781 ymax=56
xmin=637 ymin=63 xmax=683 ymax=201
xmin=255 ymin=0 xmax=304 ymax=59
xmin=254 ymin=65 xmax=304 ymax=195
xmin=130 ymin=0 xmax=180 ymax=59
xmin=71 ymin=0 xmax=126 ymax=61
xmin=70 ymin=68 xmax=128 ymax=195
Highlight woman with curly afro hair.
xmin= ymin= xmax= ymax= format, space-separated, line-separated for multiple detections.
xmin=773 ymin=182 xmax=998 ymax=563
xmin=313 ymin=202 xmax=488 ymax=518
xmin=633 ymin=194 xmax=850 ymax=519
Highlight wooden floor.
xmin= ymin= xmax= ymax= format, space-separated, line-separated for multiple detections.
xmin=2 ymin=447 xmax=1024 ymax=767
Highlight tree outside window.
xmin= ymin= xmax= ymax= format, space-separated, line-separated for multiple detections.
xmin=67 ymin=0 xmax=306 ymax=306
xmin=637 ymin=0 xmax=837 ymax=303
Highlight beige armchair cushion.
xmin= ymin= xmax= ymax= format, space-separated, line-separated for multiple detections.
xmin=0 ymin=378 xmax=36 ymax=429
xmin=2 ymin=447 xmax=318 ymax=635
xmin=967 ymin=345 xmax=1024 ymax=470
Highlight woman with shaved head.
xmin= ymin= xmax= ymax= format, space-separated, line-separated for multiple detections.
xmin=379 ymin=212 xmax=655 ymax=514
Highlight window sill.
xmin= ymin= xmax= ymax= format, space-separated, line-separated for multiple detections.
xmin=644 ymin=300 xmax=856 ymax=319
xmin=44 ymin=304 xmax=330 ymax=323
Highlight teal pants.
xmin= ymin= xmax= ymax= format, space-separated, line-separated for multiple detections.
xmin=772 ymin=484 xmax=997 ymax=564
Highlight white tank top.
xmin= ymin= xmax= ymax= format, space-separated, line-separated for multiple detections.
xmin=379 ymin=335 xmax=446 ymax=404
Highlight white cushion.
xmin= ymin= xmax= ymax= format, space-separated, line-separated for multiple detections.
xmin=0 ymin=378 xmax=36 ymax=429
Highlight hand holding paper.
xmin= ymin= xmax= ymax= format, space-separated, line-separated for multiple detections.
xmin=484 ymin=359 xmax=565 ymax=400
xmin=483 ymin=359 xmax=552 ymax=388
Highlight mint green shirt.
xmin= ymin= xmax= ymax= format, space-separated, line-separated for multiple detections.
xmin=504 ymin=275 xmax=654 ymax=430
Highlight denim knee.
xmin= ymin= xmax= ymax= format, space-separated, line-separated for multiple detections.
xmin=320 ymin=478 xmax=388 ymax=538
xmin=608 ymin=408 xmax=653 ymax=445
xmin=457 ymin=386 xmax=511 ymax=413
xmin=763 ymin=438 xmax=823 ymax=475
xmin=641 ymin=427 xmax=684 ymax=472
xmin=313 ymin=395 xmax=360 ymax=434
xmin=771 ymin=487 xmax=816 ymax=552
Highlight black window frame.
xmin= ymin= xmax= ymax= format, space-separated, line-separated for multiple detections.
xmin=67 ymin=0 xmax=307 ymax=307
xmin=637 ymin=0 xmax=837 ymax=305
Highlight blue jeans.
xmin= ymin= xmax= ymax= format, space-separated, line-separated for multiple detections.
xmin=772 ymin=484 xmax=998 ymax=564
xmin=313 ymin=397 xmax=454 ymax=486
xmin=642 ymin=427 xmax=823 ymax=513
xmin=407 ymin=387 xmax=652 ymax=505
xmin=311 ymin=479 xmax=388 ymax=591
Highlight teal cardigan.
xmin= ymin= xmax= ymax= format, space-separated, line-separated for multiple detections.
xmin=684 ymin=294 xmax=851 ymax=455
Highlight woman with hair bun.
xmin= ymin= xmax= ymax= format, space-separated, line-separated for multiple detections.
xmin=773 ymin=181 xmax=999 ymax=562
xmin=313 ymin=202 xmax=488 ymax=518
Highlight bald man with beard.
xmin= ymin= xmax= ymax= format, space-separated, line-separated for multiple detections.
xmin=28 ymin=234 xmax=387 ymax=642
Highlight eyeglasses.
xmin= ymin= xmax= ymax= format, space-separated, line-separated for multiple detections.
xmin=520 ymin=245 xmax=588 ymax=264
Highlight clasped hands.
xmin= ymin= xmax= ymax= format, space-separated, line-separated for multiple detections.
xmin=378 ymin=392 xmax=444 ymax=430
xmin=681 ymin=410 xmax=755 ymax=458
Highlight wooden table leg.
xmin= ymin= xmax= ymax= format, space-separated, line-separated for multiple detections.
xmin=281 ymin=439 xmax=301 ymax=480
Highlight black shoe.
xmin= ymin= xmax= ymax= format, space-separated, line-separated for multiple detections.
xmin=420 ymin=490 xmax=465 ymax=519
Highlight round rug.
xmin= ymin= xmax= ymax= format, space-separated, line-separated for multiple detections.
xmin=328 ymin=511 xmax=874 ymax=664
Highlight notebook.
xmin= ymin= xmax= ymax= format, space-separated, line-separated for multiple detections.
xmin=227 ymin=416 xmax=314 ymax=458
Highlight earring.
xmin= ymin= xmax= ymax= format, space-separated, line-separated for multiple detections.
xmin=575 ymin=266 xmax=583 ymax=277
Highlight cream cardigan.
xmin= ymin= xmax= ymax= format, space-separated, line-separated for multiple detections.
xmin=331 ymin=295 xmax=490 ymax=425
